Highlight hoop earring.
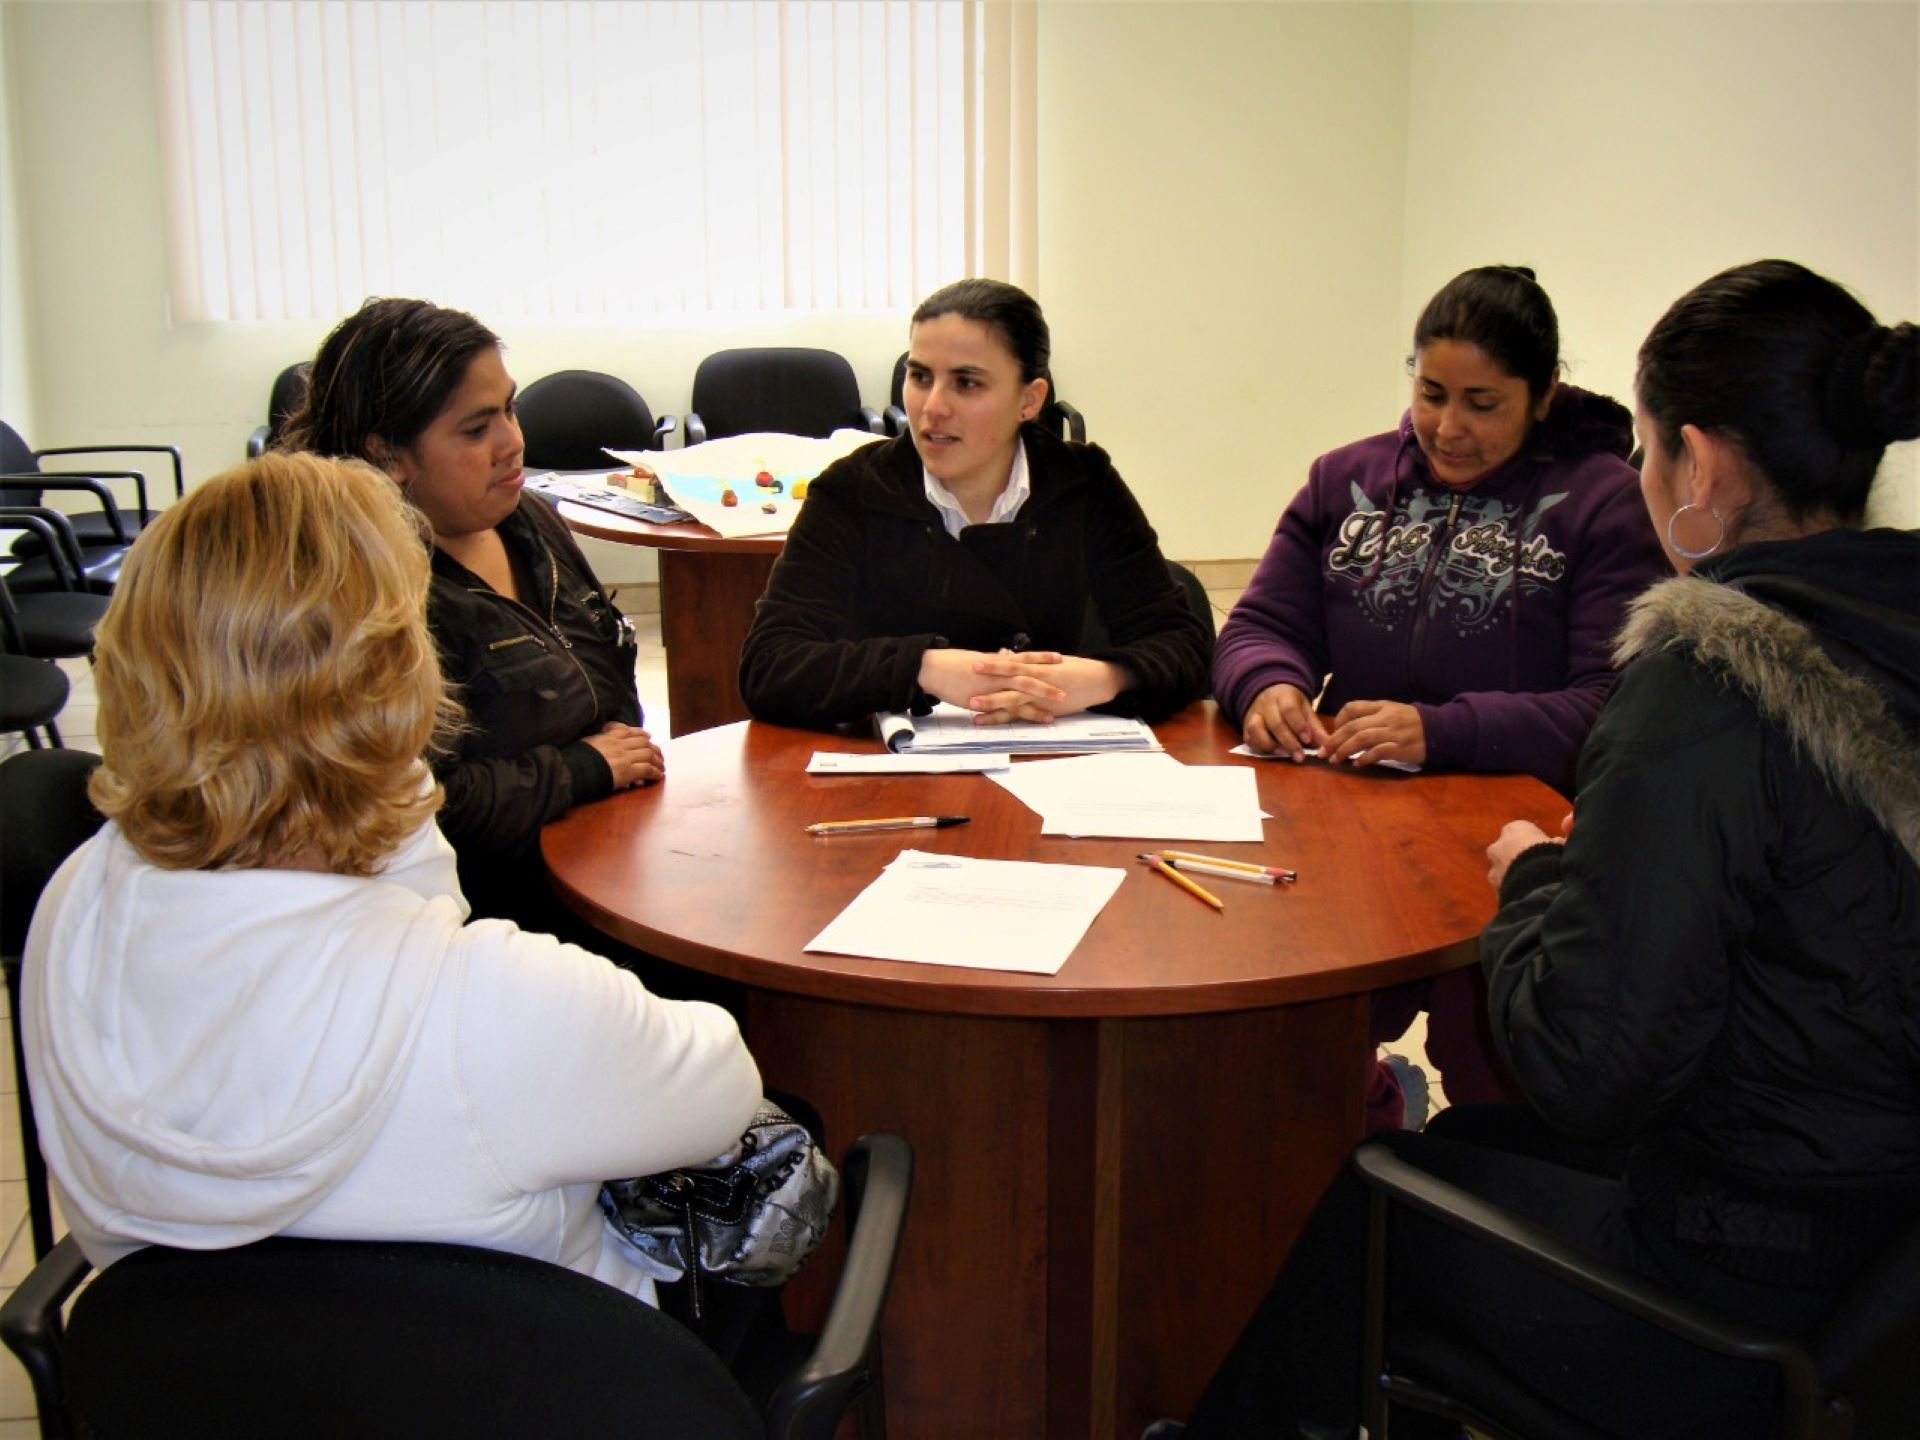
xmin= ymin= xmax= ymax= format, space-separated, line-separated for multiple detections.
xmin=1667 ymin=503 xmax=1725 ymax=561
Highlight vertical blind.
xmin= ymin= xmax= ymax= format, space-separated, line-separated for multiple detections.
xmin=155 ymin=0 xmax=1035 ymax=323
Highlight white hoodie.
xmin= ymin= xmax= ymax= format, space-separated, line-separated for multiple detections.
xmin=22 ymin=819 xmax=762 ymax=1303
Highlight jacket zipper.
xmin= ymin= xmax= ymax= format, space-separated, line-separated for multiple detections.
xmin=466 ymin=538 xmax=603 ymax=713
xmin=1407 ymin=492 xmax=1464 ymax=689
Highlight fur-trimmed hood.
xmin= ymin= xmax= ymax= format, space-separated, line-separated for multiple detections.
xmin=1615 ymin=528 xmax=1920 ymax=864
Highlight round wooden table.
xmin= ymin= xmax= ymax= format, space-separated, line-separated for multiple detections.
xmin=557 ymin=501 xmax=784 ymax=737
xmin=542 ymin=705 xmax=1566 ymax=1439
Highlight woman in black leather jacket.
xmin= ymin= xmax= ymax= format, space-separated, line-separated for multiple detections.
xmin=283 ymin=299 xmax=659 ymax=928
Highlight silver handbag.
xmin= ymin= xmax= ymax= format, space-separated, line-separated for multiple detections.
xmin=600 ymin=1101 xmax=839 ymax=1319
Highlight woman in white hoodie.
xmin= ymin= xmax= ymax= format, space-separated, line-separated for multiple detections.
xmin=22 ymin=451 xmax=762 ymax=1303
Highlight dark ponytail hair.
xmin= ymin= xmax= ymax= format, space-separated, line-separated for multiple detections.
xmin=1411 ymin=265 xmax=1560 ymax=399
xmin=1636 ymin=260 xmax=1920 ymax=524
xmin=911 ymin=278 xmax=1051 ymax=384
xmin=281 ymin=298 xmax=503 ymax=463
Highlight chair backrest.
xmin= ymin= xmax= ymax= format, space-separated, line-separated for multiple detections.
xmin=692 ymin=348 xmax=866 ymax=440
xmin=61 ymin=1237 xmax=765 ymax=1440
xmin=1 ymin=419 xmax=42 ymax=508
xmin=267 ymin=363 xmax=312 ymax=441
xmin=0 ymin=749 xmax=106 ymax=957
xmin=518 ymin=369 xmax=661 ymax=469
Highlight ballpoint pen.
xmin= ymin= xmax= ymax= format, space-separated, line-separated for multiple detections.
xmin=1137 ymin=853 xmax=1224 ymax=911
xmin=1159 ymin=849 xmax=1297 ymax=883
xmin=806 ymin=815 xmax=971 ymax=835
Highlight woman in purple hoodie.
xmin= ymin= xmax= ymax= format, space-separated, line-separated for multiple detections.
xmin=1213 ymin=266 xmax=1667 ymax=1126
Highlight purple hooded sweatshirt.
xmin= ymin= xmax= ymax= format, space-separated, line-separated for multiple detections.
xmin=1213 ymin=386 xmax=1668 ymax=796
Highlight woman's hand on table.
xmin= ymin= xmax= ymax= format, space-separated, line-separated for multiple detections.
xmin=1241 ymin=683 xmax=1332 ymax=761
xmin=1486 ymin=819 xmax=1561 ymax=889
xmin=1324 ymin=699 xmax=1427 ymax=770
xmin=586 ymin=722 xmax=665 ymax=790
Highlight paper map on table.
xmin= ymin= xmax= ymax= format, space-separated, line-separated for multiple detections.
xmin=605 ymin=429 xmax=880 ymax=539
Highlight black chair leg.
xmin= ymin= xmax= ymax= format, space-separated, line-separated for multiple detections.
xmin=5 ymin=964 xmax=53 ymax=1259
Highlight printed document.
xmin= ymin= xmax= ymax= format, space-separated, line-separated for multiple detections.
xmin=805 ymin=850 xmax=1125 ymax=975
xmin=875 ymin=703 xmax=1160 ymax=756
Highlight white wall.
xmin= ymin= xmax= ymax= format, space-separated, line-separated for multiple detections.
xmin=4 ymin=0 xmax=1917 ymax=572
xmin=1399 ymin=1 xmax=1919 ymax=526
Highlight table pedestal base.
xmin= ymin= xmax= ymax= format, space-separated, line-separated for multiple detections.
xmin=750 ymin=991 xmax=1370 ymax=1440
xmin=657 ymin=549 xmax=776 ymax=736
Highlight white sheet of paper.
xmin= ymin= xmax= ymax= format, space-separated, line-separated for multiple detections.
xmin=804 ymin=849 xmax=1125 ymax=975
xmin=807 ymin=752 xmax=1011 ymax=774
xmin=1229 ymin=743 xmax=1421 ymax=774
xmin=988 ymin=752 xmax=1267 ymax=841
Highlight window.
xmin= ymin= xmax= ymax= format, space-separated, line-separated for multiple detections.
xmin=156 ymin=0 xmax=1035 ymax=322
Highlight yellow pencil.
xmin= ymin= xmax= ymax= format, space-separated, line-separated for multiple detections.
xmin=1138 ymin=853 xmax=1224 ymax=911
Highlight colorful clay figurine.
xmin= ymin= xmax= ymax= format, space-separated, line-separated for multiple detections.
xmin=791 ymin=479 xmax=810 ymax=500
xmin=755 ymin=469 xmax=776 ymax=488
xmin=761 ymin=501 xmax=778 ymax=514
xmin=720 ymin=487 xmax=738 ymax=507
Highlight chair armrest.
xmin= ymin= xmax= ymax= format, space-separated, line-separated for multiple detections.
xmin=652 ymin=415 xmax=678 ymax=449
xmin=882 ymin=405 xmax=907 ymax=439
xmin=764 ymin=1132 xmax=913 ymax=1440
xmin=683 ymin=413 xmax=708 ymax=447
xmin=0 ymin=1233 xmax=92 ymax=1439
xmin=0 ymin=508 xmax=88 ymax=586
xmin=857 ymin=406 xmax=886 ymax=436
xmin=0 ymin=475 xmax=133 ymax=543
xmin=1352 ymin=1142 xmax=1830 ymax=1419
xmin=38 ymin=469 xmax=153 ymax=526
xmin=247 ymin=424 xmax=270 ymax=459
xmin=36 ymin=443 xmax=184 ymax=501
xmin=1055 ymin=401 xmax=1086 ymax=444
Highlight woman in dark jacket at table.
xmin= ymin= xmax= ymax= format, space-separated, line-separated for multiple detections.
xmin=283 ymin=299 xmax=661 ymax=932
xmin=1175 ymin=259 xmax=1920 ymax=1439
xmin=739 ymin=278 xmax=1211 ymax=729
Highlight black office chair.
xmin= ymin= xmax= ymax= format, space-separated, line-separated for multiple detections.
xmin=1353 ymin=1140 xmax=1920 ymax=1440
xmin=0 ymin=514 xmax=111 ymax=661
xmin=882 ymin=352 xmax=1087 ymax=444
xmin=2 ymin=1132 xmax=910 ymax=1440
xmin=0 ymin=653 xmax=70 ymax=750
xmin=517 ymin=368 xmax=677 ymax=470
xmin=1 ymin=505 xmax=123 ymax=595
xmin=2 ymin=419 xmax=183 ymax=550
xmin=0 ymin=749 xmax=105 ymax=1261
xmin=683 ymin=348 xmax=885 ymax=445
xmin=246 ymin=362 xmax=312 ymax=458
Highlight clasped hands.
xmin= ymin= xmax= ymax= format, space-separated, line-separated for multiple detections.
xmin=584 ymin=721 xmax=665 ymax=790
xmin=918 ymin=646 xmax=1130 ymax=725
xmin=1241 ymin=683 xmax=1427 ymax=769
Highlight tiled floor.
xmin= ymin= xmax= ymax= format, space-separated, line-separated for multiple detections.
xmin=0 ymin=587 xmax=1441 ymax=1429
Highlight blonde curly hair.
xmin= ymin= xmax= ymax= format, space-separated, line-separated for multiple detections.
xmin=90 ymin=452 xmax=458 ymax=875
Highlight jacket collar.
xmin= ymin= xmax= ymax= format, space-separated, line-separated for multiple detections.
xmin=1615 ymin=571 xmax=1920 ymax=865
xmin=858 ymin=424 xmax=1089 ymax=522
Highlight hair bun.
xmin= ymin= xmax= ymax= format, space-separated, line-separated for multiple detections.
xmin=1825 ymin=322 xmax=1920 ymax=446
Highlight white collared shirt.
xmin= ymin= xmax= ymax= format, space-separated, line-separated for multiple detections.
xmin=922 ymin=438 xmax=1031 ymax=539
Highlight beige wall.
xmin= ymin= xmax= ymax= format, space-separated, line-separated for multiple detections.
xmin=3 ymin=0 xmax=1916 ymax=578
xmin=1037 ymin=1 xmax=1414 ymax=561
xmin=1398 ymin=1 xmax=1919 ymax=526
xmin=0 ymin=8 xmax=36 ymax=435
